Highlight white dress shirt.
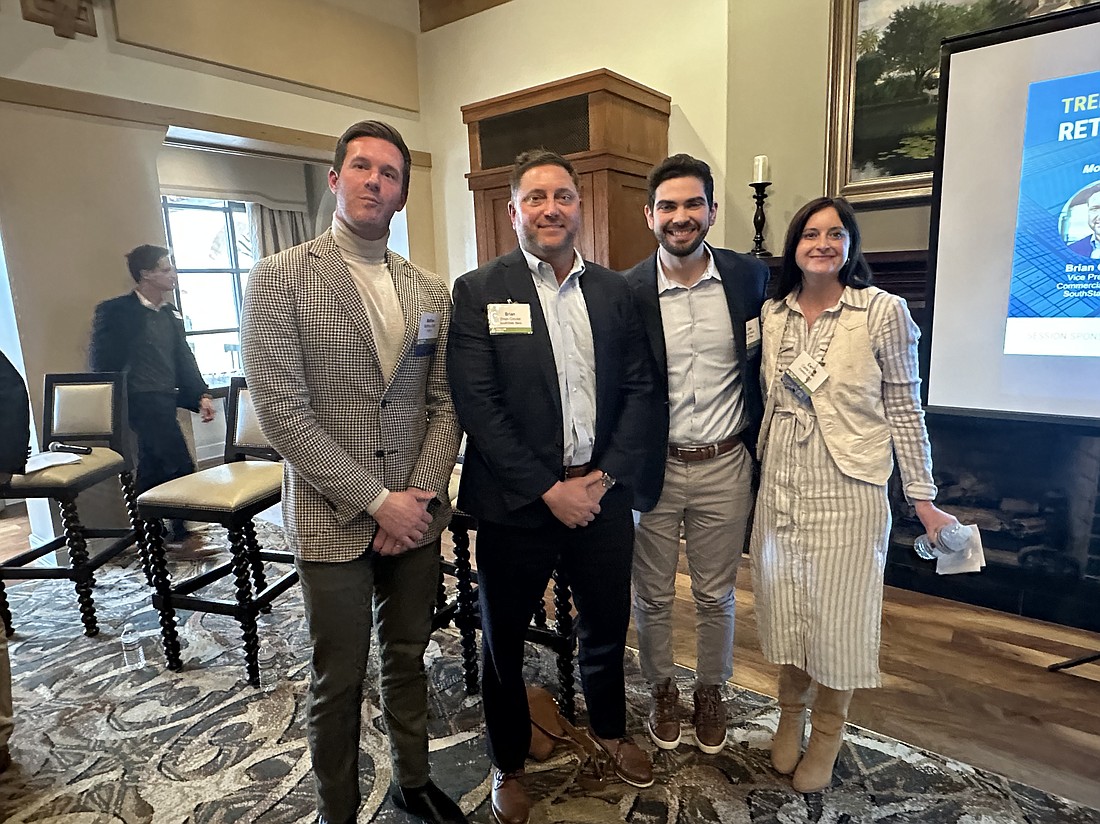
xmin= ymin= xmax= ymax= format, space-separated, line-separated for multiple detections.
xmin=657 ymin=245 xmax=744 ymax=445
xmin=521 ymin=247 xmax=596 ymax=466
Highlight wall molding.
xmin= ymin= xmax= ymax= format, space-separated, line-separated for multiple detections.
xmin=0 ymin=78 xmax=432 ymax=168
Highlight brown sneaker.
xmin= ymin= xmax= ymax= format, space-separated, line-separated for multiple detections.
xmin=595 ymin=736 xmax=654 ymax=788
xmin=648 ymin=678 xmax=681 ymax=750
xmin=490 ymin=768 xmax=530 ymax=824
xmin=692 ymin=685 xmax=728 ymax=754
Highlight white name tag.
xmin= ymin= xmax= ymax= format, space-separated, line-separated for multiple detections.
xmin=781 ymin=351 xmax=829 ymax=404
xmin=413 ymin=312 xmax=440 ymax=356
xmin=488 ymin=302 xmax=533 ymax=335
xmin=745 ymin=317 xmax=761 ymax=349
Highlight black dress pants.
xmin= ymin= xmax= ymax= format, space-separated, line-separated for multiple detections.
xmin=128 ymin=391 xmax=195 ymax=537
xmin=475 ymin=486 xmax=634 ymax=772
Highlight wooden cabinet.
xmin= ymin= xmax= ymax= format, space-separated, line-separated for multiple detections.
xmin=462 ymin=69 xmax=670 ymax=270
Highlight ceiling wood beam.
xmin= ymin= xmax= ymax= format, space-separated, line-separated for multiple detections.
xmin=418 ymin=0 xmax=513 ymax=32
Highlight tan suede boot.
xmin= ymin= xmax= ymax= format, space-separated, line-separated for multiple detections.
xmin=770 ymin=665 xmax=813 ymax=774
xmin=792 ymin=685 xmax=853 ymax=793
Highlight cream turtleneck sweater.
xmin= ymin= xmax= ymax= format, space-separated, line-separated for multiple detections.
xmin=331 ymin=215 xmax=406 ymax=384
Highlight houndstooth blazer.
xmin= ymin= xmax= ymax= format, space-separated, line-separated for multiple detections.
xmin=240 ymin=229 xmax=461 ymax=563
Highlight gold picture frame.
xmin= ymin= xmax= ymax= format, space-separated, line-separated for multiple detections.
xmin=825 ymin=0 xmax=1100 ymax=207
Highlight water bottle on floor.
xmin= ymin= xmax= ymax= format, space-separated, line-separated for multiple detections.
xmin=120 ymin=623 xmax=146 ymax=671
xmin=257 ymin=642 xmax=277 ymax=692
xmin=913 ymin=520 xmax=970 ymax=560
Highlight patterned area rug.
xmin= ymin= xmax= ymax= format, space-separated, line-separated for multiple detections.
xmin=0 ymin=522 xmax=1097 ymax=824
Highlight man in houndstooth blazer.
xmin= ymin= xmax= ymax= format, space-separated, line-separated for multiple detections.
xmin=241 ymin=122 xmax=465 ymax=824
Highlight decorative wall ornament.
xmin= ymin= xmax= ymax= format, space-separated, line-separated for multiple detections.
xmin=20 ymin=0 xmax=97 ymax=38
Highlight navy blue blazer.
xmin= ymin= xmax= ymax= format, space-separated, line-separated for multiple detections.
xmin=622 ymin=246 xmax=768 ymax=511
xmin=0 ymin=350 xmax=30 ymax=475
xmin=448 ymin=248 xmax=661 ymax=525
xmin=89 ymin=292 xmax=208 ymax=412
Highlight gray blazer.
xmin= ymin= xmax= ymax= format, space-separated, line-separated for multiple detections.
xmin=241 ymin=230 xmax=461 ymax=563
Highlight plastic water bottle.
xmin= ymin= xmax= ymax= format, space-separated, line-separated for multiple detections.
xmin=913 ymin=520 xmax=970 ymax=560
xmin=257 ymin=643 xmax=277 ymax=692
xmin=120 ymin=623 xmax=146 ymax=671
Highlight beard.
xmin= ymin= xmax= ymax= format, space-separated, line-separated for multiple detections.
xmin=657 ymin=222 xmax=708 ymax=258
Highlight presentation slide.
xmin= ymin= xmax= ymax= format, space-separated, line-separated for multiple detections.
xmin=928 ymin=12 xmax=1100 ymax=422
xmin=1004 ymin=69 xmax=1100 ymax=357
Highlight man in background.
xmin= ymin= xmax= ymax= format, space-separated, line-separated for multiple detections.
xmin=89 ymin=246 xmax=217 ymax=552
xmin=624 ymin=153 xmax=767 ymax=755
xmin=242 ymin=120 xmax=465 ymax=824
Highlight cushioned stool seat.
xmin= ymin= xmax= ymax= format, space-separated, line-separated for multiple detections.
xmin=8 ymin=448 xmax=125 ymax=496
xmin=137 ymin=461 xmax=282 ymax=515
xmin=138 ymin=377 xmax=296 ymax=687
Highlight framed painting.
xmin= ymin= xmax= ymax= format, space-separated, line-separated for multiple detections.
xmin=825 ymin=0 xmax=1100 ymax=206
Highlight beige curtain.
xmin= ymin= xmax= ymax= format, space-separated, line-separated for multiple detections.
xmin=247 ymin=203 xmax=311 ymax=258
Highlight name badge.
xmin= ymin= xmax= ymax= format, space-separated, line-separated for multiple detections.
xmin=781 ymin=351 xmax=829 ymax=404
xmin=413 ymin=311 xmax=440 ymax=356
xmin=745 ymin=317 xmax=761 ymax=349
xmin=488 ymin=302 xmax=533 ymax=335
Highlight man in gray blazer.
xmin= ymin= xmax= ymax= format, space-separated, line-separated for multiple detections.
xmin=241 ymin=121 xmax=465 ymax=824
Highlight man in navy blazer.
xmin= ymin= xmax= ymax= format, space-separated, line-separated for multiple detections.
xmin=449 ymin=149 xmax=660 ymax=824
xmin=90 ymin=245 xmax=216 ymax=546
xmin=622 ymin=154 xmax=767 ymax=756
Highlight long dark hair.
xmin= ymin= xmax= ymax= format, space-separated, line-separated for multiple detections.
xmin=772 ymin=197 xmax=873 ymax=299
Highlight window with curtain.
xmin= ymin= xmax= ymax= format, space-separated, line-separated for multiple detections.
xmin=160 ymin=196 xmax=253 ymax=383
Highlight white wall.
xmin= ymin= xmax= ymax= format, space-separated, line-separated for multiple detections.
xmin=419 ymin=0 xmax=730 ymax=281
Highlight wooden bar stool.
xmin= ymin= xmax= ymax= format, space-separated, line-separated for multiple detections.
xmin=0 ymin=373 xmax=139 ymax=637
xmin=137 ymin=377 xmax=295 ymax=686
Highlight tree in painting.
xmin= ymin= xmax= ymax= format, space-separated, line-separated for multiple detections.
xmin=850 ymin=0 xmax=1088 ymax=181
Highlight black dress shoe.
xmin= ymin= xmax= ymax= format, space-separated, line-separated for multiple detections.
xmin=391 ymin=780 xmax=468 ymax=824
xmin=315 ymin=816 xmax=355 ymax=824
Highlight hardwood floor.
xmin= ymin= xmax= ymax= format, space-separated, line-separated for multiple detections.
xmin=2 ymin=508 xmax=1098 ymax=808
xmin=628 ymin=561 xmax=1100 ymax=809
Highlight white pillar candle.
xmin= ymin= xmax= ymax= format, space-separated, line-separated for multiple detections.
xmin=752 ymin=155 xmax=770 ymax=183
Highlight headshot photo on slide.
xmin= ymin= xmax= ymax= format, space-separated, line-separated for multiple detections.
xmin=1061 ymin=181 xmax=1100 ymax=259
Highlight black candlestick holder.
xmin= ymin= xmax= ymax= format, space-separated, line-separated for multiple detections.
xmin=750 ymin=181 xmax=772 ymax=257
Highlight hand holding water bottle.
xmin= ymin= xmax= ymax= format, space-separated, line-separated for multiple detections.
xmin=912 ymin=500 xmax=963 ymax=560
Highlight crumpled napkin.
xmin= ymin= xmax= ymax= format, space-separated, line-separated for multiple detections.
xmin=936 ymin=524 xmax=986 ymax=575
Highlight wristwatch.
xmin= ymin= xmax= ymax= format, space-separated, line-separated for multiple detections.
xmin=600 ymin=471 xmax=617 ymax=492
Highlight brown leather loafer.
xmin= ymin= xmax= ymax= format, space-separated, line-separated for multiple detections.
xmin=490 ymin=768 xmax=530 ymax=824
xmin=595 ymin=736 xmax=654 ymax=788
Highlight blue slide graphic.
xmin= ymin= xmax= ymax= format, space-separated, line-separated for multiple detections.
xmin=1005 ymin=70 xmax=1100 ymax=356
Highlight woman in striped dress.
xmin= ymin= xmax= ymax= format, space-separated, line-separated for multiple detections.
xmin=749 ymin=197 xmax=953 ymax=793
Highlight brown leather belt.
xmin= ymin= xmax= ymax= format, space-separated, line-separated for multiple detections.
xmin=563 ymin=463 xmax=590 ymax=479
xmin=668 ymin=435 xmax=741 ymax=463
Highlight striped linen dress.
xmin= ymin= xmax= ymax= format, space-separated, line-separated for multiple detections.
xmin=749 ymin=287 xmax=936 ymax=690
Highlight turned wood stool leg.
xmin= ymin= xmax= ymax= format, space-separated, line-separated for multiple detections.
xmin=60 ymin=499 xmax=98 ymax=637
xmin=243 ymin=520 xmax=270 ymax=613
xmin=120 ymin=470 xmax=152 ymax=586
xmin=145 ymin=517 xmax=183 ymax=671
xmin=229 ymin=523 xmax=261 ymax=686
xmin=451 ymin=521 xmax=480 ymax=695
xmin=552 ymin=566 xmax=577 ymax=722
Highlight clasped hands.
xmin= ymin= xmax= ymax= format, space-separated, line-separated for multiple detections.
xmin=542 ymin=472 xmax=607 ymax=528
xmin=372 ymin=487 xmax=437 ymax=556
